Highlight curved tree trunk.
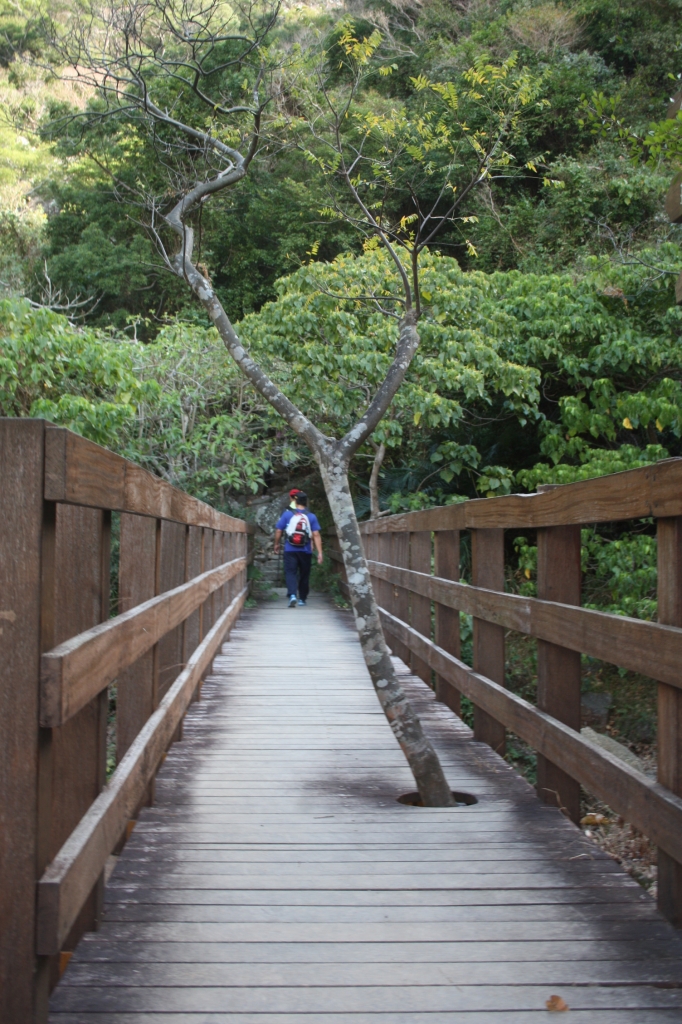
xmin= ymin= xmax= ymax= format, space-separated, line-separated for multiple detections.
xmin=369 ymin=442 xmax=386 ymax=520
xmin=162 ymin=184 xmax=454 ymax=807
xmin=318 ymin=453 xmax=454 ymax=807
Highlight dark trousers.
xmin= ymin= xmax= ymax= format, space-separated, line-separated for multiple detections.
xmin=284 ymin=551 xmax=312 ymax=600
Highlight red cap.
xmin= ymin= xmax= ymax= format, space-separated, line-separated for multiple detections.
xmin=289 ymin=488 xmax=300 ymax=498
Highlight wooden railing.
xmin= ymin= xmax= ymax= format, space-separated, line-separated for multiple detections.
xmin=328 ymin=459 xmax=682 ymax=928
xmin=0 ymin=419 xmax=254 ymax=1024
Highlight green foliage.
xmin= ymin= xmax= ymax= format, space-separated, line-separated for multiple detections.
xmin=125 ymin=322 xmax=293 ymax=505
xmin=241 ymin=244 xmax=682 ymax=512
xmin=0 ymin=300 xmax=293 ymax=507
xmin=0 ymin=0 xmax=677 ymax=648
xmin=515 ymin=524 xmax=658 ymax=621
xmin=0 ymin=298 xmax=145 ymax=444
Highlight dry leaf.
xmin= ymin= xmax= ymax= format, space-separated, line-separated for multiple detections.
xmin=580 ymin=813 xmax=608 ymax=826
xmin=546 ymin=994 xmax=569 ymax=1012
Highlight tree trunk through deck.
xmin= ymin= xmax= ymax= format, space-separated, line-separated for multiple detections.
xmin=164 ymin=181 xmax=454 ymax=806
xmin=318 ymin=457 xmax=455 ymax=808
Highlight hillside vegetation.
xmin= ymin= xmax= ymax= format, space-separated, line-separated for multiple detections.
xmin=1 ymin=1 xmax=680 ymax=789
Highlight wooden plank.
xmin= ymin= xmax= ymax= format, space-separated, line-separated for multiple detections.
xmin=41 ymin=503 xmax=110 ymax=996
xmin=434 ymin=530 xmax=460 ymax=713
xmin=0 ymin=419 xmax=45 ymax=1024
xmin=409 ymin=531 xmax=432 ymax=685
xmin=379 ymin=608 xmax=682 ymax=865
xmin=184 ymin=527 xmax=202 ymax=666
xmin=202 ymin=529 xmax=214 ymax=636
xmin=390 ymin=532 xmax=410 ymax=665
xmin=213 ymin=532 xmax=224 ymax=617
xmin=657 ymin=517 xmax=682 ymax=926
xmin=471 ymin=529 xmax=505 ymax=754
xmin=536 ymin=524 xmax=582 ymax=824
xmin=41 ymin=556 xmax=246 ymax=727
xmin=44 ymin=426 xmax=253 ymax=533
xmin=36 ymin=588 xmax=248 ymax=956
xmin=50 ymin=591 xmax=682 ymax=1018
xmin=368 ymin=560 xmax=682 ymax=689
xmin=360 ymin=457 xmax=682 ymax=532
xmin=221 ymin=533 xmax=233 ymax=617
xmin=116 ymin=514 xmax=157 ymax=761
xmin=157 ymin=521 xmax=187 ymax=701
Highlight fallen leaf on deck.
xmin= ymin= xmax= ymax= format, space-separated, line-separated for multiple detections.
xmin=580 ymin=813 xmax=608 ymax=826
xmin=546 ymin=994 xmax=569 ymax=1012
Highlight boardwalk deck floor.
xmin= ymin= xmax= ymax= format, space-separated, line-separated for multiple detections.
xmin=51 ymin=593 xmax=682 ymax=1023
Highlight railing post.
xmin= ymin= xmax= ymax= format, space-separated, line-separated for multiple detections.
xmin=157 ymin=521 xmax=187 ymax=701
xmin=36 ymin=501 xmax=111 ymax=1006
xmin=536 ymin=524 xmax=582 ymax=823
xmin=0 ymin=420 xmax=47 ymax=1024
xmin=117 ymin=514 xmax=158 ymax=759
xmin=434 ymin=530 xmax=460 ymax=714
xmin=389 ymin=531 xmax=411 ymax=666
xmin=471 ymin=528 xmax=506 ymax=755
xmin=184 ymin=525 xmax=202 ymax=672
xmin=410 ymin=531 xmax=432 ymax=685
xmin=657 ymin=517 xmax=682 ymax=925
xmin=202 ymin=527 xmax=215 ymax=634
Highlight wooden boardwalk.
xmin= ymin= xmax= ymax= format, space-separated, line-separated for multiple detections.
xmin=51 ymin=593 xmax=682 ymax=1023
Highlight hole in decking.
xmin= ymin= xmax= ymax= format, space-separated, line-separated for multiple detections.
xmin=397 ymin=791 xmax=478 ymax=807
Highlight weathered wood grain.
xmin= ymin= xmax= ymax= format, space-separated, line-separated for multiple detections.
xmin=116 ymin=515 xmax=158 ymax=761
xmin=434 ymin=530 xmax=460 ymax=712
xmin=41 ymin=558 xmax=246 ymax=727
xmin=390 ymin=532 xmax=411 ymax=665
xmin=536 ymin=524 xmax=582 ymax=824
xmin=657 ymin=516 xmax=682 ymax=926
xmin=184 ymin=527 xmax=202 ymax=667
xmin=157 ymin=521 xmax=187 ymax=702
xmin=471 ymin=529 xmax=505 ymax=755
xmin=37 ymin=587 xmax=248 ymax=956
xmin=38 ymin=503 xmax=111 ymax=1002
xmin=410 ymin=531 xmax=432 ymax=685
xmin=379 ymin=606 xmax=682 ymax=865
xmin=368 ymin=560 xmax=682 ymax=688
xmin=44 ymin=427 xmax=253 ymax=533
xmin=360 ymin=456 xmax=682 ymax=532
xmin=48 ymin=592 xmax=682 ymax=1023
xmin=0 ymin=419 xmax=45 ymax=1024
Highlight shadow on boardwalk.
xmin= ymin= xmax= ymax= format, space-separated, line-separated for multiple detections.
xmin=51 ymin=592 xmax=682 ymax=1022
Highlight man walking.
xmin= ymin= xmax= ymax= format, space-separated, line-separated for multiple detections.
xmin=273 ymin=492 xmax=323 ymax=607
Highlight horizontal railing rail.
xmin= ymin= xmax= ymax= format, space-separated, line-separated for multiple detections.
xmin=379 ymin=607 xmax=682 ymax=867
xmin=326 ymin=462 xmax=682 ymax=929
xmin=41 ymin=555 xmax=247 ymax=727
xmin=0 ymin=418 xmax=255 ymax=1024
xmin=367 ymin=559 xmax=682 ymax=689
xmin=45 ymin=425 xmax=250 ymax=531
xmin=36 ymin=586 xmax=248 ymax=956
xmin=360 ymin=457 xmax=682 ymax=531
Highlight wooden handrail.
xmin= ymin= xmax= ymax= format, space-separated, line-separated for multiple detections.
xmin=367 ymin=559 xmax=682 ymax=689
xmin=1 ymin=419 xmax=255 ymax=1023
xmin=45 ymin=426 xmax=254 ymax=532
xmin=41 ymin=556 xmax=247 ymax=727
xmin=378 ymin=606 xmax=682 ymax=867
xmin=36 ymin=586 xmax=247 ymax=956
xmin=359 ymin=457 xmax=682 ymax=532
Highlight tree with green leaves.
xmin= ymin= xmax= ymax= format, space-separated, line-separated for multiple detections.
xmin=38 ymin=0 xmax=547 ymax=803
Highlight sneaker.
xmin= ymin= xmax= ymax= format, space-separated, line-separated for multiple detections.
xmin=297 ymin=599 xmax=306 ymax=607
xmin=288 ymin=595 xmax=296 ymax=608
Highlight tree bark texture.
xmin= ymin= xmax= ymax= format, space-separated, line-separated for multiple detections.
xmin=369 ymin=443 xmax=386 ymax=520
xmin=164 ymin=164 xmax=454 ymax=806
xmin=317 ymin=457 xmax=454 ymax=807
